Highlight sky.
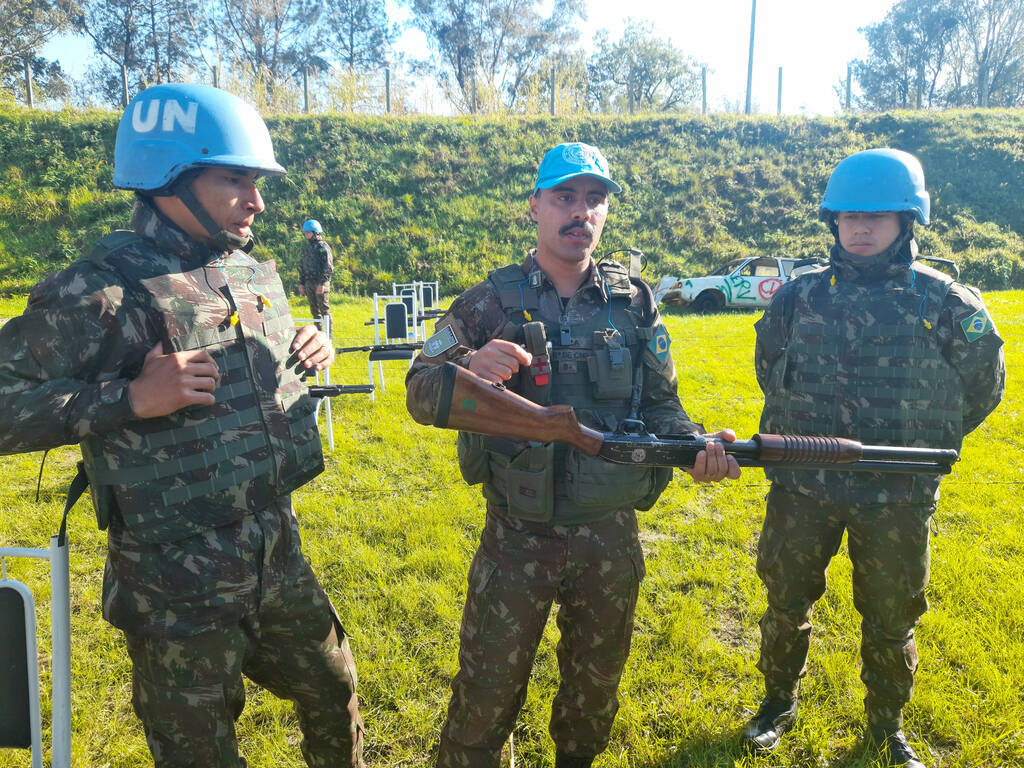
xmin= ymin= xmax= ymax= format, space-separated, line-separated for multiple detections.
xmin=41 ymin=0 xmax=900 ymax=116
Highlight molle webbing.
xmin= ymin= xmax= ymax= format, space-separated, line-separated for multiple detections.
xmin=81 ymin=237 xmax=322 ymax=542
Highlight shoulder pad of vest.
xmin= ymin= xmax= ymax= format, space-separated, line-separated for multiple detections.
xmin=597 ymin=260 xmax=632 ymax=297
xmin=911 ymin=260 xmax=955 ymax=287
xmin=911 ymin=261 xmax=954 ymax=328
xmin=87 ymin=230 xmax=146 ymax=267
xmin=488 ymin=264 xmax=528 ymax=288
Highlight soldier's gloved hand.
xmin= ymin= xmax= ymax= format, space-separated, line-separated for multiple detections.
xmin=298 ymin=284 xmax=305 ymax=296
xmin=468 ymin=339 xmax=532 ymax=383
xmin=290 ymin=324 xmax=334 ymax=372
xmin=128 ymin=342 xmax=220 ymax=418
xmin=685 ymin=429 xmax=742 ymax=483
xmin=315 ymin=284 xmax=328 ymax=295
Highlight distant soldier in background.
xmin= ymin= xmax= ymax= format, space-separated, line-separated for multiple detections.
xmin=406 ymin=142 xmax=740 ymax=767
xmin=744 ymin=148 xmax=1005 ymax=767
xmin=0 ymin=84 xmax=364 ymax=767
xmin=298 ymin=219 xmax=334 ymax=333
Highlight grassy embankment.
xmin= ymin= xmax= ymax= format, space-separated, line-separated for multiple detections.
xmin=0 ymin=291 xmax=1020 ymax=768
xmin=2 ymin=109 xmax=1024 ymax=298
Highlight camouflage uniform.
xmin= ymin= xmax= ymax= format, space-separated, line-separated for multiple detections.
xmin=406 ymin=254 xmax=703 ymax=766
xmin=299 ymin=235 xmax=334 ymax=327
xmin=753 ymin=246 xmax=1005 ymax=734
xmin=0 ymin=201 xmax=364 ymax=767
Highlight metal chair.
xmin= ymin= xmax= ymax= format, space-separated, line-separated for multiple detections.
xmin=1 ymin=535 xmax=71 ymax=768
xmin=293 ymin=314 xmax=335 ymax=451
xmin=368 ymin=293 xmax=419 ymax=401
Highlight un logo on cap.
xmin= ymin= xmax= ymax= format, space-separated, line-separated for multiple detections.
xmin=562 ymin=144 xmax=602 ymax=171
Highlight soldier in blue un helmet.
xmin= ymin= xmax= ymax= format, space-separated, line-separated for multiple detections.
xmin=0 ymin=84 xmax=365 ymax=766
xmin=743 ymin=149 xmax=1005 ymax=767
xmin=298 ymin=219 xmax=334 ymax=332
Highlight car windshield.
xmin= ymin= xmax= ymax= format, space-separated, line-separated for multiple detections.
xmin=708 ymin=259 xmax=747 ymax=277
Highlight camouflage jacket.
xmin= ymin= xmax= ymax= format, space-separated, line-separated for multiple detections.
xmin=755 ymin=248 xmax=1005 ymax=503
xmin=0 ymin=201 xmax=320 ymax=519
xmin=406 ymin=254 xmax=703 ymax=438
xmin=299 ymin=236 xmax=334 ymax=284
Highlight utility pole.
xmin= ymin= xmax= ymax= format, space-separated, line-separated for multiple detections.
xmin=745 ymin=0 xmax=756 ymax=114
xmin=845 ymin=62 xmax=852 ymax=111
xmin=550 ymin=65 xmax=556 ymax=116
xmin=385 ymin=66 xmax=391 ymax=114
xmin=702 ymin=65 xmax=707 ymax=115
xmin=777 ymin=66 xmax=782 ymax=115
xmin=24 ymin=58 xmax=34 ymax=109
xmin=302 ymin=66 xmax=310 ymax=114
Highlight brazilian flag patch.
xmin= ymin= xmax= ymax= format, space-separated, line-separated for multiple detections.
xmin=960 ymin=308 xmax=994 ymax=343
xmin=649 ymin=325 xmax=671 ymax=363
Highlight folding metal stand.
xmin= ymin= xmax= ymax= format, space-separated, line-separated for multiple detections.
xmin=0 ymin=534 xmax=71 ymax=768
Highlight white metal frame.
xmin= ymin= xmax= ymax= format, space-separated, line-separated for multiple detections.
xmin=392 ymin=280 xmax=440 ymax=339
xmin=293 ymin=314 xmax=334 ymax=451
xmin=0 ymin=536 xmax=71 ymax=768
xmin=368 ymin=292 xmax=419 ymax=402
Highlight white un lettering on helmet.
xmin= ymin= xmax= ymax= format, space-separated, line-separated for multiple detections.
xmin=131 ymin=99 xmax=199 ymax=135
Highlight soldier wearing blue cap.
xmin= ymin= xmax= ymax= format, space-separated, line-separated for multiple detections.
xmin=0 ymin=84 xmax=364 ymax=766
xmin=743 ymin=149 xmax=1005 ymax=767
xmin=406 ymin=142 xmax=740 ymax=767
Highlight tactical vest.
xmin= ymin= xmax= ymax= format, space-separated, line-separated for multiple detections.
xmin=760 ymin=262 xmax=963 ymax=504
xmin=458 ymin=261 xmax=669 ymax=524
xmin=79 ymin=231 xmax=324 ymax=543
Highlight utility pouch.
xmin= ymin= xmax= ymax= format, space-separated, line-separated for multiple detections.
xmin=457 ymin=431 xmax=492 ymax=486
xmin=496 ymin=441 xmax=555 ymax=522
xmin=565 ymin=449 xmax=655 ymax=509
xmin=89 ymin=482 xmax=118 ymax=531
xmin=634 ymin=467 xmax=673 ymax=511
xmin=587 ymin=330 xmax=633 ymax=400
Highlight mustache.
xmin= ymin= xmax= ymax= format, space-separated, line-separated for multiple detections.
xmin=559 ymin=221 xmax=595 ymax=236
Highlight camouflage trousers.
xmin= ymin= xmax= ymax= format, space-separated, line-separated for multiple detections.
xmin=438 ymin=507 xmax=646 ymax=767
xmin=110 ymin=499 xmax=364 ymax=767
xmin=302 ymin=282 xmax=331 ymax=327
xmin=755 ymin=484 xmax=935 ymax=733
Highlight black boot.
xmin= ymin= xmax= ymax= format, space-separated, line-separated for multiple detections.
xmin=741 ymin=697 xmax=798 ymax=752
xmin=555 ymin=754 xmax=594 ymax=768
xmin=870 ymin=730 xmax=925 ymax=768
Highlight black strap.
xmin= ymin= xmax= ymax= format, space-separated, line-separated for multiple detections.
xmin=58 ymin=462 xmax=90 ymax=547
xmin=434 ymin=362 xmax=458 ymax=428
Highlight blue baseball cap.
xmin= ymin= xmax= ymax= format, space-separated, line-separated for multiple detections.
xmin=534 ymin=142 xmax=621 ymax=195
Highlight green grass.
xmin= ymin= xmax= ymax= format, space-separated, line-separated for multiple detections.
xmin=0 ymin=291 xmax=1021 ymax=768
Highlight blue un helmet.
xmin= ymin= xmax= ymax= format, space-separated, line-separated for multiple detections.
xmin=114 ymin=83 xmax=285 ymax=249
xmin=819 ymin=148 xmax=930 ymax=226
xmin=302 ymin=219 xmax=323 ymax=233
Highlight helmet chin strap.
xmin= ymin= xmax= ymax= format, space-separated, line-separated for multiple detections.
xmin=171 ymin=176 xmax=253 ymax=253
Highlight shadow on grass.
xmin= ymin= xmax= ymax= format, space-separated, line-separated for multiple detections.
xmin=640 ymin=733 xmax=879 ymax=768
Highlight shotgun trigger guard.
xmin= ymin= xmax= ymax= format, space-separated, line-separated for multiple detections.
xmin=617 ymin=418 xmax=648 ymax=435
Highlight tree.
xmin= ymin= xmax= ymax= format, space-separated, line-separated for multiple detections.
xmin=70 ymin=0 xmax=148 ymax=106
xmin=324 ymin=0 xmax=394 ymax=72
xmin=587 ymin=19 xmax=702 ymax=114
xmin=853 ymin=0 xmax=1024 ymax=110
xmin=405 ymin=0 xmax=585 ymax=112
xmin=0 ymin=0 xmax=70 ymax=103
xmin=215 ymin=0 xmax=321 ymax=102
xmin=954 ymin=0 xmax=1024 ymax=106
xmin=0 ymin=0 xmax=69 ymax=69
xmin=854 ymin=0 xmax=959 ymax=110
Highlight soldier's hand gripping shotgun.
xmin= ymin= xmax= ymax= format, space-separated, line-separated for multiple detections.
xmin=420 ymin=363 xmax=959 ymax=475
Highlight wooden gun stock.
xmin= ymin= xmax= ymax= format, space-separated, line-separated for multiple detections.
xmin=433 ymin=363 xmax=604 ymax=456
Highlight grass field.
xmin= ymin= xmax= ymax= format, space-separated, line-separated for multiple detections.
xmin=0 ymin=291 xmax=1021 ymax=768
